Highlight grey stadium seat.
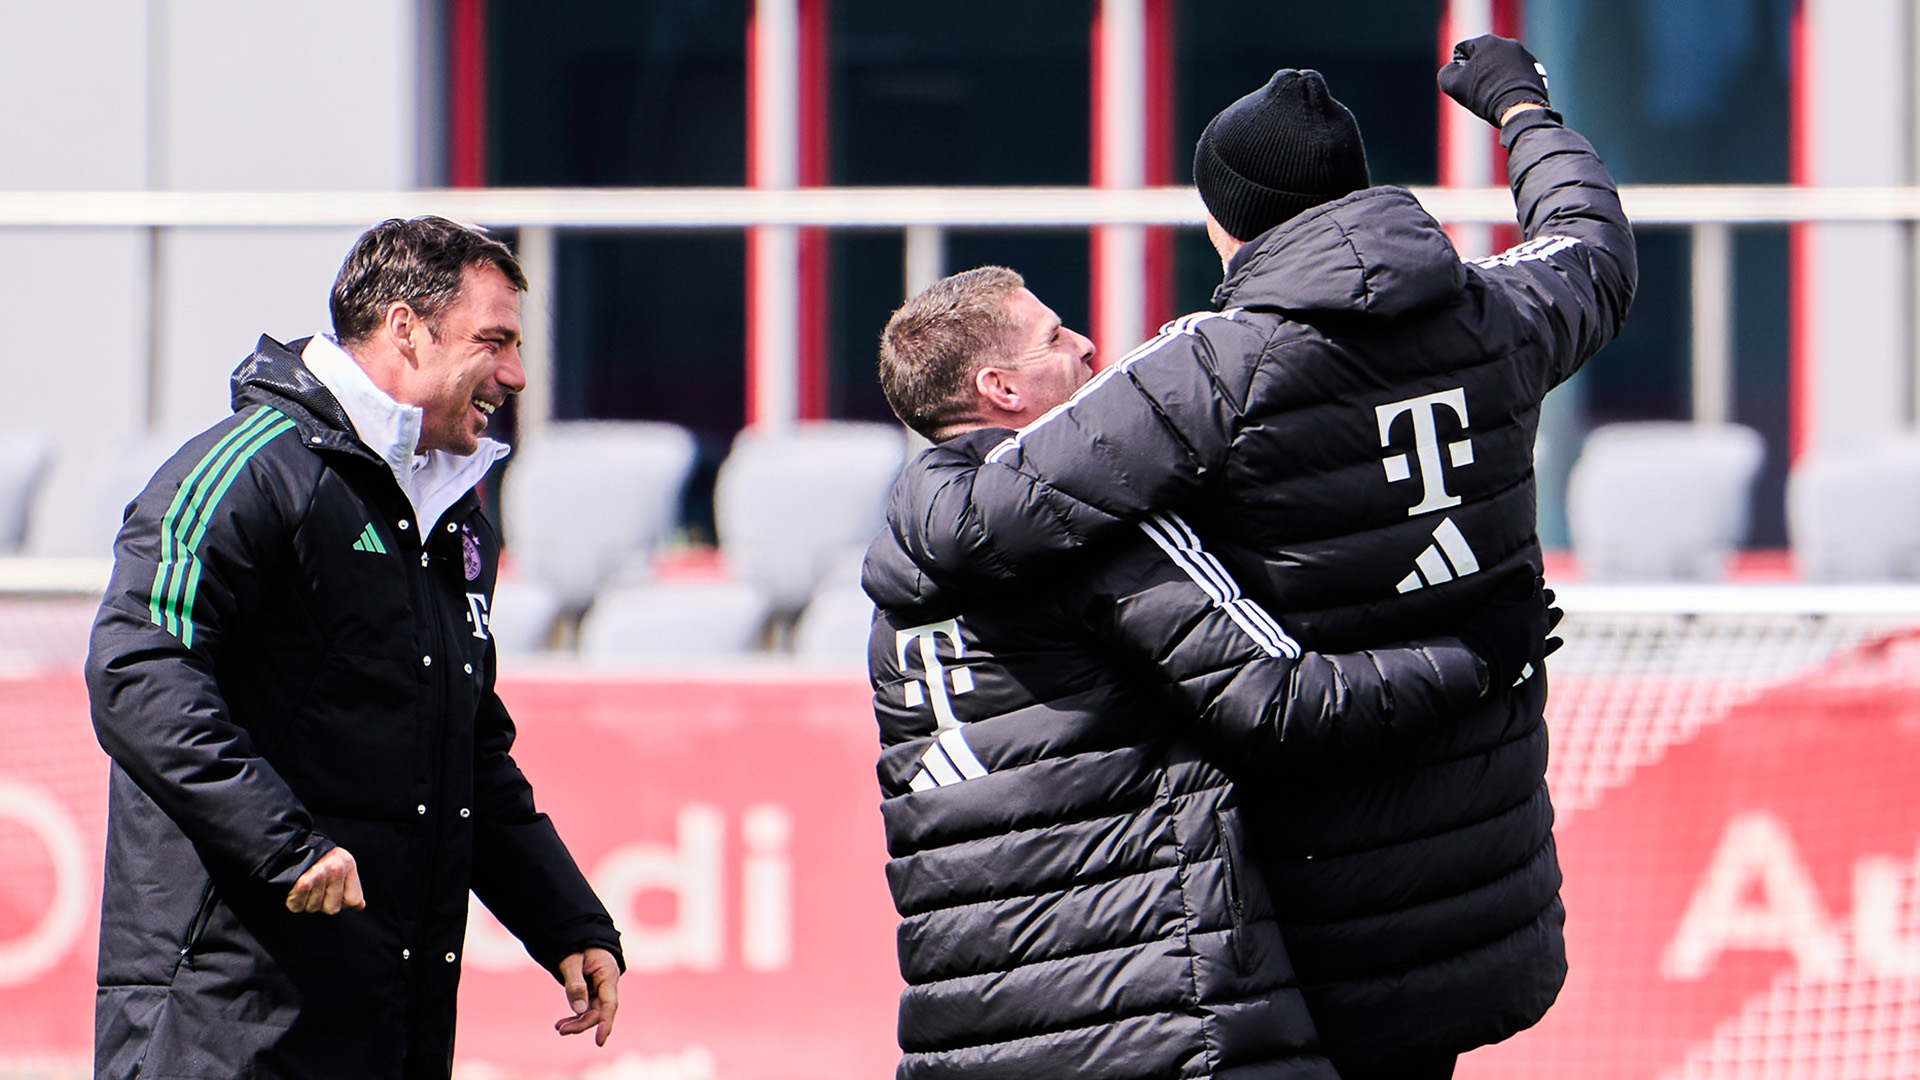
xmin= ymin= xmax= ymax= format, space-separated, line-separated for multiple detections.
xmin=578 ymin=581 xmax=773 ymax=659
xmin=713 ymin=422 xmax=905 ymax=616
xmin=793 ymin=586 xmax=877 ymax=669
xmin=484 ymin=577 xmax=564 ymax=655
xmin=27 ymin=435 xmax=181 ymax=559
xmin=1567 ymin=421 xmax=1765 ymax=582
xmin=0 ymin=433 xmax=51 ymax=554
xmin=1788 ymin=437 xmax=1920 ymax=581
xmin=502 ymin=421 xmax=697 ymax=611
xmin=792 ymin=551 xmax=875 ymax=668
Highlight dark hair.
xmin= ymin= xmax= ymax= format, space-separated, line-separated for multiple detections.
xmin=878 ymin=266 xmax=1025 ymax=440
xmin=329 ymin=216 xmax=529 ymax=345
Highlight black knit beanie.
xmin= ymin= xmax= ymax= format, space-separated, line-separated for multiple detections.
xmin=1193 ymin=69 xmax=1371 ymax=243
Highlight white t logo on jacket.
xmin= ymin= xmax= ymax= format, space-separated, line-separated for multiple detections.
xmin=895 ymin=619 xmax=975 ymax=732
xmin=1377 ymin=387 xmax=1474 ymax=516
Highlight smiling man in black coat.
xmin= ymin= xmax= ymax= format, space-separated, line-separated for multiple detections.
xmin=88 ymin=218 xmax=623 ymax=1080
xmin=879 ymin=38 xmax=1635 ymax=1080
xmin=865 ymin=266 xmax=1556 ymax=1080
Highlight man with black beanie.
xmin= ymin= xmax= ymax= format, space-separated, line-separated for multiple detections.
xmin=876 ymin=36 xmax=1636 ymax=1079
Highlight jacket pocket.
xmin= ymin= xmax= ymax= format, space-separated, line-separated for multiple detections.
xmin=177 ymin=880 xmax=218 ymax=970
xmin=1214 ymin=810 xmax=1252 ymax=971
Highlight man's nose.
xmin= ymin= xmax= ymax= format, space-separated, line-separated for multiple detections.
xmin=498 ymin=345 xmax=528 ymax=394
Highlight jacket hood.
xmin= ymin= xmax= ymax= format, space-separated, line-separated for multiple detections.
xmin=863 ymin=428 xmax=1011 ymax=614
xmin=230 ymin=334 xmax=355 ymax=434
xmin=1212 ymin=186 xmax=1466 ymax=319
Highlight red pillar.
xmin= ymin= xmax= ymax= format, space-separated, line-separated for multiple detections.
xmin=1089 ymin=0 xmax=1175 ymax=366
xmin=1142 ymin=0 xmax=1174 ymax=333
xmin=797 ymin=0 xmax=829 ymax=420
xmin=1788 ymin=0 xmax=1812 ymax=462
xmin=745 ymin=0 xmax=830 ymax=426
xmin=448 ymin=0 xmax=487 ymax=188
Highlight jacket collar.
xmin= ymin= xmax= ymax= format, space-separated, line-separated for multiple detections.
xmin=300 ymin=335 xmax=509 ymax=529
xmin=229 ymin=334 xmax=508 ymax=529
xmin=300 ymin=335 xmax=427 ymax=490
xmin=863 ymin=428 xmax=1008 ymax=614
xmin=1212 ymin=186 xmax=1467 ymax=320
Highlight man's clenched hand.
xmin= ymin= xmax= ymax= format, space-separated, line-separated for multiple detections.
xmin=285 ymin=847 xmax=365 ymax=914
xmin=555 ymin=947 xmax=621 ymax=1046
xmin=1438 ymin=34 xmax=1551 ymax=128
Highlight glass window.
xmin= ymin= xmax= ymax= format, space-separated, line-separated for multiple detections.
xmin=1171 ymin=1 xmax=1445 ymax=313
xmin=1530 ymin=0 xmax=1792 ymax=544
xmin=489 ymin=0 xmax=749 ymax=538
xmin=827 ymin=0 xmax=1094 ymax=421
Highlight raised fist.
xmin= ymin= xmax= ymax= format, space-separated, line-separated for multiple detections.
xmin=1438 ymin=34 xmax=1551 ymax=128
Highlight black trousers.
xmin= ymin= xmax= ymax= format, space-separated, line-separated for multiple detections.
xmin=1331 ymin=1051 xmax=1458 ymax=1080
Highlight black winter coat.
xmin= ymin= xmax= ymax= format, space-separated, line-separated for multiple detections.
xmin=865 ymin=430 xmax=1492 ymax=1080
xmin=87 ymin=337 xmax=623 ymax=1080
xmin=884 ymin=114 xmax=1636 ymax=1066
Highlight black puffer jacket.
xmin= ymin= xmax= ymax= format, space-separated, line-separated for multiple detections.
xmin=87 ymin=337 xmax=622 ymax=1080
xmin=884 ymin=114 xmax=1634 ymax=1066
xmin=866 ymin=430 xmax=1493 ymax=1080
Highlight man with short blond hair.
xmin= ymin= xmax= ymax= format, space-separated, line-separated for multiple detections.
xmin=862 ymin=266 xmax=1549 ymax=1078
xmin=879 ymin=265 xmax=1097 ymax=444
xmin=877 ymin=265 xmax=1027 ymax=439
xmin=879 ymin=37 xmax=1631 ymax=1079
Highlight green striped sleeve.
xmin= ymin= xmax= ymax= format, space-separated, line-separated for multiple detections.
xmin=148 ymin=407 xmax=280 ymax=630
xmin=147 ymin=407 xmax=297 ymax=645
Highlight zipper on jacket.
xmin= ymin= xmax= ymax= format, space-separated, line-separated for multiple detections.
xmin=1214 ymin=811 xmax=1252 ymax=972
xmin=178 ymin=880 xmax=218 ymax=968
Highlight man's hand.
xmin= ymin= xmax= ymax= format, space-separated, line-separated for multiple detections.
xmin=1438 ymin=34 xmax=1551 ymax=128
xmin=555 ymin=947 xmax=620 ymax=1046
xmin=1454 ymin=569 xmax=1559 ymax=694
xmin=285 ymin=847 xmax=365 ymax=914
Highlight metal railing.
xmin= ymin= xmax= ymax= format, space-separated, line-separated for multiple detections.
xmin=3 ymin=184 xmax=1917 ymax=596
xmin=1 ymin=183 xmax=1912 ymax=439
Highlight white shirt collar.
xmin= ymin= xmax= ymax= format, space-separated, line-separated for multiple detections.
xmin=301 ymin=334 xmax=510 ymax=530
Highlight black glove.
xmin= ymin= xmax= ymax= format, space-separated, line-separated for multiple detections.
xmin=1454 ymin=570 xmax=1557 ymax=693
xmin=1437 ymin=34 xmax=1551 ymax=128
xmin=1542 ymin=588 xmax=1565 ymax=664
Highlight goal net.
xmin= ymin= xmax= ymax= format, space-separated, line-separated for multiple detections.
xmin=1464 ymin=585 xmax=1920 ymax=1080
xmin=6 ymin=586 xmax=1920 ymax=1079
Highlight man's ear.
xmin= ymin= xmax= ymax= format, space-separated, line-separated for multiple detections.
xmin=384 ymin=302 xmax=422 ymax=365
xmin=974 ymin=365 xmax=1021 ymax=413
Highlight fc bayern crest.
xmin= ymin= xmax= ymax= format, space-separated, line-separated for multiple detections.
xmin=461 ymin=525 xmax=482 ymax=581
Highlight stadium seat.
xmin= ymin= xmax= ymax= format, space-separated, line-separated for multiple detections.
xmin=485 ymin=577 xmax=564 ymax=655
xmin=26 ymin=435 xmax=181 ymax=559
xmin=793 ymin=552 xmax=875 ymax=668
xmin=793 ymin=587 xmax=877 ymax=669
xmin=1788 ymin=437 xmax=1920 ymax=580
xmin=0 ymin=433 xmax=51 ymax=554
xmin=502 ymin=421 xmax=697 ymax=611
xmin=712 ymin=422 xmax=905 ymax=616
xmin=1567 ymin=421 xmax=1765 ymax=581
xmin=577 ymin=581 xmax=773 ymax=659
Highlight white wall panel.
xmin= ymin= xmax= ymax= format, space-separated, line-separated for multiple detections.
xmin=154 ymin=1 xmax=421 ymax=435
xmin=0 ymin=229 xmax=148 ymax=445
xmin=156 ymin=227 xmax=362 ymax=436
xmin=163 ymin=0 xmax=417 ymax=192
xmin=0 ymin=2 xmax=151 ymax=465
xmin=0 ymin=0 xmax=150 ymax=189
xmin=1805 ymin=0 xmax=1910 ymax=449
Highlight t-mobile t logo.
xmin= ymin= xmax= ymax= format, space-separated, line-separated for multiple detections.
xmin=896 ymin=619 xmax=975 ymax=731
xmin=1376 ymin=387 xmax=1474 ymax=516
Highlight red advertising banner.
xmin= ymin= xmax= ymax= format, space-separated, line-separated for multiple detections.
xmin=1461 ymin=631 xmax=1920 ymax=1079
xmin=4 ymin=632 xmax=1919 ymax=1078
xmin=0 ymin=672 xmax=901 ymax=1080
